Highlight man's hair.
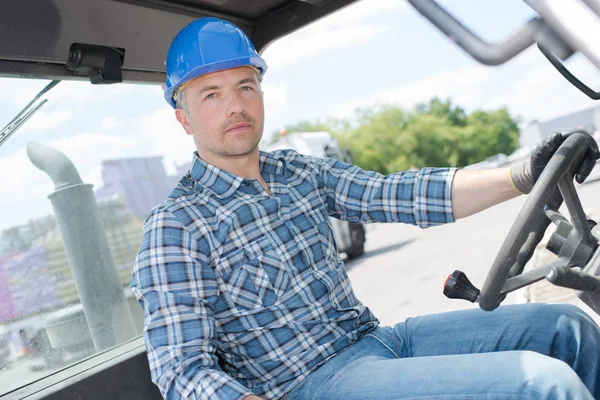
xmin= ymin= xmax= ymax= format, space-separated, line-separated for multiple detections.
xmin=175 ymin=90 xmax=188 ymax=112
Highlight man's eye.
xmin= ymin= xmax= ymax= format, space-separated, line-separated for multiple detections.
xmin=241 ymin=86 xmax=253 ymax=91
xmin=205 ymin=93 xmax=216 ymax=99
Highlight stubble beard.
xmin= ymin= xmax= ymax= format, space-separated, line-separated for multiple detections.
xmin=214 ymin=112 xmax=263 ymax=157
xmin=213 ymin=134 xmax=261 ymax=157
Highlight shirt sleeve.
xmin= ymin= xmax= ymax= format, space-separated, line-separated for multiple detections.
xmin=309 ymin=155 xmax=458 ymax=228
xmin=131 ymin=207 xmax=252 ymax=400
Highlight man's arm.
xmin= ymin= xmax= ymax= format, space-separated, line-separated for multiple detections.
xmin=451 ymin=167 xmax=519 ymax=220
xmin=312 ymin=130 xmax=599 ymax=227
xmin=132 ymin=208 xmax=253 ymax=400
xmin=453 ymin=130 xmax=600 ymax=219
xmin=308 ymin=154 xmax=457 ymax=229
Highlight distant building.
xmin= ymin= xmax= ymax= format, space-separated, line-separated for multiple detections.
xmin=95 ymin=157 xmax=181 ymax=219
xmin=520 ymin=106 xmax=600 ymax=148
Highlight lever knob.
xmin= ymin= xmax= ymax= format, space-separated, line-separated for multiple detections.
xmin=443 ymin=270 xmax=480 ymax=303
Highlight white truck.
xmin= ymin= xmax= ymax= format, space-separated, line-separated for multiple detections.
xmin=263 ymin=131 xmax=366 ymax=259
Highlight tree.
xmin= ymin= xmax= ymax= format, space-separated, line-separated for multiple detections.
xmin=337 ymin=105 xmax=410 ymax=174
xmin=415 ymin=97 xmax=467 ymax=127
xmin=266 ymin=98 xmax=520 ymax=174
xmin=455 ymin=107 xmax=520 ymax=166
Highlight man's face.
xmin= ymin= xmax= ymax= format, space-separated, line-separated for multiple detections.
xmin=175 ymin=66 xmax=265 ymax=161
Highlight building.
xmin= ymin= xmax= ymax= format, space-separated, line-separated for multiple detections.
xmin=94 ymin=157 xmax=181 ymax=219
xmin=520 ymin=106 xmax=600 ymax=148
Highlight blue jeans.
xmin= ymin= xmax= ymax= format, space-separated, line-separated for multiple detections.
xmin=288 ymin=303 xmax=600 ymax=399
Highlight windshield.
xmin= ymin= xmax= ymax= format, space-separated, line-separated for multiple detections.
xmin=0 ymin=78 xmax=195 ymax=392
xmin=3 ymin=0 xmax=600 ymax=396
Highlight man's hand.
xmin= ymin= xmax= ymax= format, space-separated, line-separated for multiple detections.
xmin=510 ymin=129 xmax=600 ymax=194
xmin=243 ymin=395 xmax=264 ymax=400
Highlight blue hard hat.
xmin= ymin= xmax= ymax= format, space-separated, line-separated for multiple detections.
xmin=164 ymin=17 xmax=268 ymax=108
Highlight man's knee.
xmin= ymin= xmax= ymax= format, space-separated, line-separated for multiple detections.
xmin=520 ymin=351 xmax=592 ymax=399
xmin=536 ymin=303 xmax=599 ymax=339
xmin=514 ymin=303 xmax=597 ymax=330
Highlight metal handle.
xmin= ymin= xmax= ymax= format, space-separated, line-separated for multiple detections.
xmin=407 ymin=0 xmax=543 ymax=65
xmin=538 ymin=44 xmax=600 ymax=100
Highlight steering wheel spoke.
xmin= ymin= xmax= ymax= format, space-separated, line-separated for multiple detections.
xmin=558 ymin=173 xmax=597 ymax=243
xmin=508 ymin=221 xmax=549 ymax=278
xmin=545 ymin=208 xmax=569 ymax=226
xmin=501 ymin=259 xmax=567 ymax=294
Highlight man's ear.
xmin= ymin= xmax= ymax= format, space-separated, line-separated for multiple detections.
xmin=175 ymin=108 xmax=194 ymax=136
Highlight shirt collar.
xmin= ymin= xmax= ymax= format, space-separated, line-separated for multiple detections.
xmin=259 ymin=150 xmax=287 ymax=176
xmin=189 ymin=151 xmax=286 ymax=199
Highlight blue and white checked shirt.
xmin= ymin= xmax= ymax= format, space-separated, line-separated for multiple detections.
xmin=131 ymin=149 xmax=457 ymax=400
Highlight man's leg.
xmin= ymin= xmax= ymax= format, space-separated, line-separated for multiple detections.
xmin=399 ymin=303 xmax=600 ymax=397
xmin=288 ymin=303 xmax=600 ymax=400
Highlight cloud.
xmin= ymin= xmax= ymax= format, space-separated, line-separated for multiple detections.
xmin=130 ymin=107 xmax=195 ymax=166
xmin=45 ymin=132 xmax=141 ymax=171
xmin=330 ymin=46 xmax=600 ymax=124
xmin=262 ymin=0 xmax=407 ymax=68
xmin=45 ymin=80 xmax=161 ymax=110
xmin=0 ymin=77 xmax=162 ymax=110
xmin=332 ymin=63 xmax=495 ymax=118
xmin=0 ymin=78 xmax=53 ymax=107
xmin=39 ymin=108 xmax=191 ymax=175
xmin=19 ymin=110 xmax=73 ymax=133
xmin=83 ymin=164 xmax=103 ymax=188
xmin=262 ymin=82 xmax=286 ymax=106
xmin=482 ymin=52 xmax=600 ymax=121
xmin=323 ymin=0 xmax=407 ymax=26
xmin=265 ymin=25 xmax=391 ymax=69
xmin=100 ymin=116 xmax=123 ymax=131
xmin=262 ymin=81 xmax=288 ymax=129
xmin=0 ymin=147 xmax=56 ymax=228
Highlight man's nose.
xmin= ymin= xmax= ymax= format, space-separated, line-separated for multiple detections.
xmin=226 ymin=91 xmax=245 ymax=115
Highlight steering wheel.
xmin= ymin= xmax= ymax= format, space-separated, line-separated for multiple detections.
xmin=478 ymin=131 xmax=599 ymax=311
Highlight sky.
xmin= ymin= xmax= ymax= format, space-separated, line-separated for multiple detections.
xmin=2 ymin=0 xmax=600 ymax=230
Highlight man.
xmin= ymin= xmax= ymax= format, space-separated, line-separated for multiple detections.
xmin=132 ymin=17 xmax=600 ymax=400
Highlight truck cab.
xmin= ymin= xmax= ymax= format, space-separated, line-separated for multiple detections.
xmin=2 ymin=1 xmax=600 ymax=399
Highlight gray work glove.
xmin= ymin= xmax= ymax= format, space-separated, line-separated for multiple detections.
xmin=510 ymin=129 xmax=600 ymax=194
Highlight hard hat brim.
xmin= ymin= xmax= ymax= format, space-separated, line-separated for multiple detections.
xmin=164 ymin=55 xmax=267 ymax=108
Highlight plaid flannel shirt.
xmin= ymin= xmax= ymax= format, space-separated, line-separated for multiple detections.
xmin=131 ymin=149 xmax=457 ymax=399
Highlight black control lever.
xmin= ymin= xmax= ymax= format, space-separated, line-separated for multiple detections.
xmin=545 ymin=265 xmax=600 ymax=293
xmin=444 ymin=270 xmax=480 ymax=303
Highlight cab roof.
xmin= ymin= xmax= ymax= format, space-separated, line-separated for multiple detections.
xmin=0 ymin=0 xmax=358 ymax=83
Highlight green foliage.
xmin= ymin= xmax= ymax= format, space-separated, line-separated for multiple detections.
xmin=271 ymin=97 xmax=520 ymax=174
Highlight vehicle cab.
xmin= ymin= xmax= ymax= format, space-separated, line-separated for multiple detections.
xmin=2 ymin=1 xmax=600 ymax=399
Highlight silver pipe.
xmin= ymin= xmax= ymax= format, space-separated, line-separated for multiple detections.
xmin=27 ymin=141 xmax=138 ymax=352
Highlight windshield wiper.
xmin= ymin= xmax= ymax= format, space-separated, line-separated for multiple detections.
xmin=0 ymin=79 xmax=60 ymax=148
